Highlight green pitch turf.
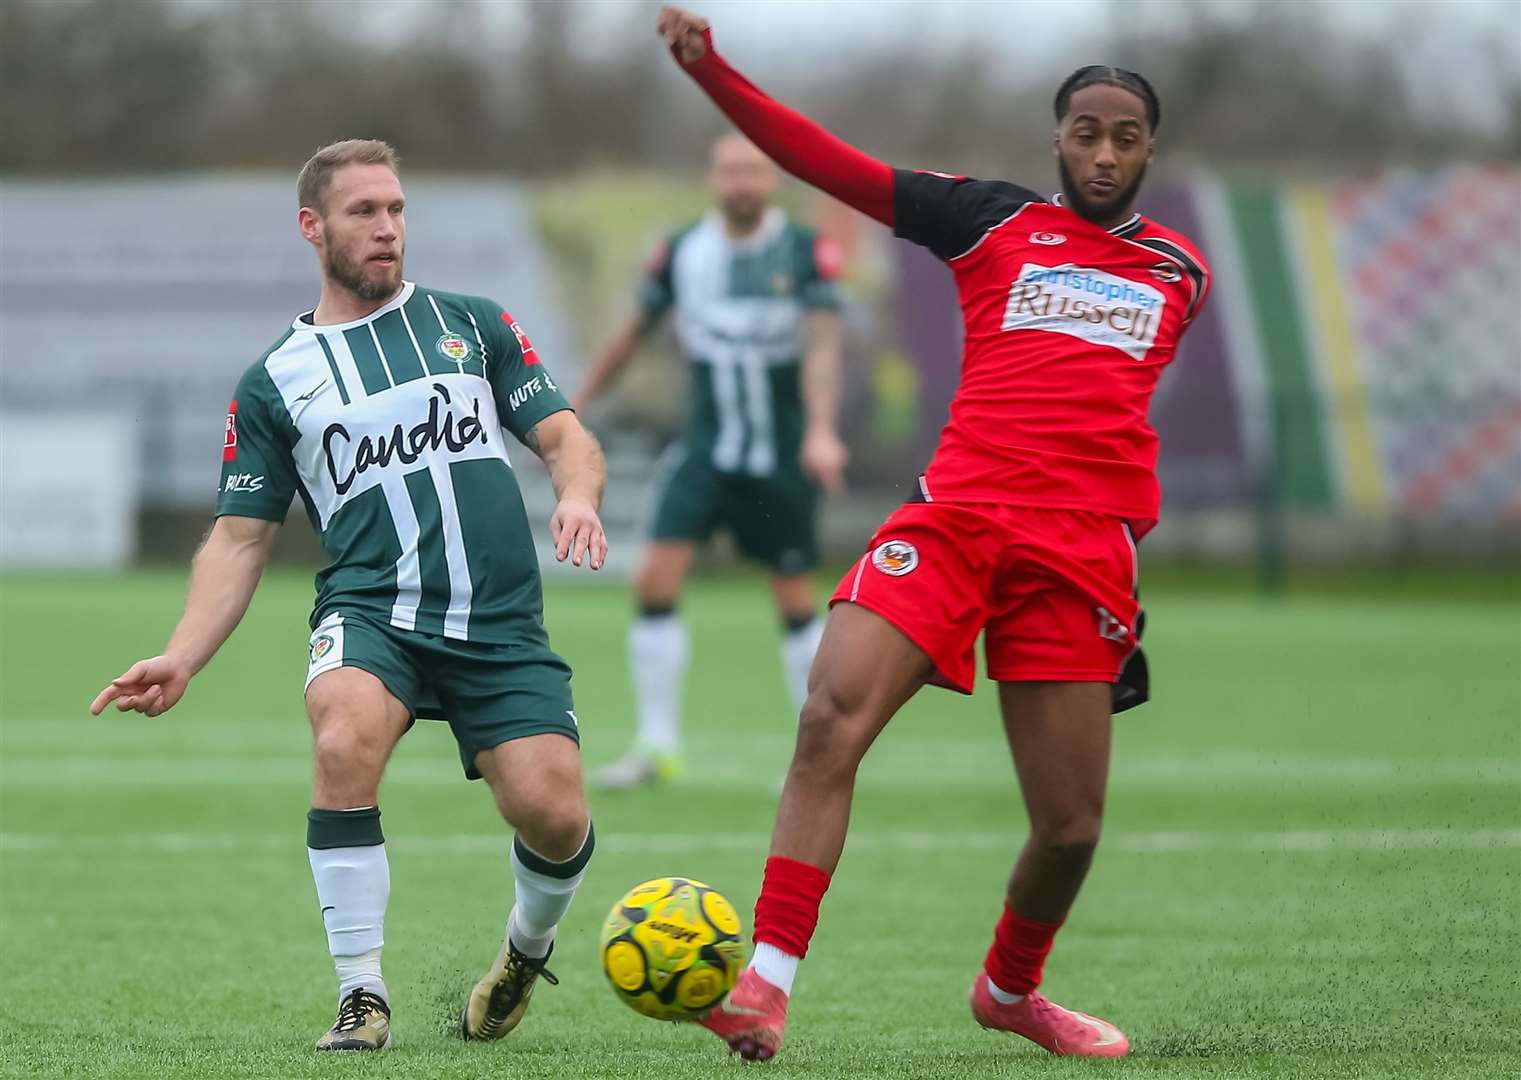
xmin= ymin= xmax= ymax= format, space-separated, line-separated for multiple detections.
xmin=1 ymin=568 xmax=1517 ymax=1079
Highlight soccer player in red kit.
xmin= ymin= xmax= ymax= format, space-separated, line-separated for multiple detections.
xmin=657 ymin=6 xmax=1211 ymax=1062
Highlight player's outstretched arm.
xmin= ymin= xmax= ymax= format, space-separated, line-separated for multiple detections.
xmin=525 ymin=411 xmax=609 ymax=571
xmin=89 ymin=515 xmax=279 ymax=717
xmin=657 ymin=6 xmax=896 ymax=226
xmin=572 ymin=312 xmax=649 ymax=412
xmin=801 ymin=309 xmax=848 ymax=496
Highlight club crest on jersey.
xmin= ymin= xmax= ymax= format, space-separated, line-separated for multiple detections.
xmin=872 ymin=539 xmax=919 ymax=577
xmin=435 ymin=332 xmax=472 ymax=364
xmin=1149 ymin=262 xmax=1182 ymax=284
xmin=1030 ymin=231 xmax=1067 ymax=246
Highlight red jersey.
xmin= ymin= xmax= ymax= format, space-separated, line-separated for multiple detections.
xmin=893 ymin=172 xmax=1211 ymax=525
xmin=676 ymin=32 xmax=1212 ymax=531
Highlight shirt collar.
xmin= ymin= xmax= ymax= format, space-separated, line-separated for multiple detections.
xmin=1050 ymin=194 xmax=1144 ymax=238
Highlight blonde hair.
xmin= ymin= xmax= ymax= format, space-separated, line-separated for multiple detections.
xmin=296 ymin=139 xmax=400 ymax=213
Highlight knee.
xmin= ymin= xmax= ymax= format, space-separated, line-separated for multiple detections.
xmin=634 ymin=585 xmax=676 ymax=614
xmin=634 ymin=562 xmax=682 ymax=610
xmin=517 ymin=798 xmax=590 ymax=862
xmin=312 ymin=717 xmax=385 ymax=777
xmin=792 ymin=685 xmax=872 ymax=775
xmin=541 ymin=811 xmax=591 ymax=861
xmin=1027 ymin=816 xmax=1103 ymax=865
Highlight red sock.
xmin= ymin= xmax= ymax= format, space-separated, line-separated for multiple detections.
xmin=984 ymin=903 xmax=1063 ymax=995
xmin=752 ymin=856 xmax=831 ymax=959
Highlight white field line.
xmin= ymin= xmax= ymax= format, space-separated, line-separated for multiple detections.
xmin=0 ymin=749 xmax=1516 ymax=789
xmin=0 ymin=828 xmax=1517 ymax=857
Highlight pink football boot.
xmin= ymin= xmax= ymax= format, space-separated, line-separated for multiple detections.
xmin=699 ymin=967 xmax=789 ymax=1062
xmin=970 ymin=973 xmax=1130 ymax=1057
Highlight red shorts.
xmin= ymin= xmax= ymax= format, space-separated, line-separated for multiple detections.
xmin=830 ymin=503 xmax=1140 ymax=693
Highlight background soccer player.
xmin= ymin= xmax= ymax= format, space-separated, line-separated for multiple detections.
xmin=658 ymin=6 xmax=1211 ymax=1061
xmin=574 ymin=134 xmax=848 ymax=789
xmin=90 ymin=140 xmax=607 ymax=1051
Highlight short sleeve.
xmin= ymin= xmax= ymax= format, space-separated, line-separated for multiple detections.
xmin=215 ymin=365 xmax=299 ymax=521
xmin=892 ymin=170 xmax=1043 ymax=261
xmin=799 ymin=230 xmax=844 ymax=310
xmin=482 ymin=305 xmax=572 ymax=445
xmin=635 ymin=237 xmax=677 ymax=324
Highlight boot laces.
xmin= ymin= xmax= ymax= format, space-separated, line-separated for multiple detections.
xmin=485 ymin=946 xmax=558 ymax=1021
xmin=334 ymin=989 xmax=387 ymax=1033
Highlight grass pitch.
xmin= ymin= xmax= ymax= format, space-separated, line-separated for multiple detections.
xmin=1 ymin=568 xmax=1517 ymax=1079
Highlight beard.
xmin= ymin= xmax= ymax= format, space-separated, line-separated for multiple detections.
xmin=720 ymin=195 xmax=766 ymax=231
xmin=325 ymin=244 xmax=403 ymax=303
xmin=1058 ymin=156 xmax=1147 ymax=226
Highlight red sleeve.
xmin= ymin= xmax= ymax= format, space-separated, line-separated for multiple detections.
xmin=677 ymin=31 xmax=896 ymax=227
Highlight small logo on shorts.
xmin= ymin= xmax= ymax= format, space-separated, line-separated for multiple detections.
xmin=311 ymin=634 xmax=335 ymax=661
xmin=872 ymin=539 xmax=919 ymax=577
xmin=1096 ymin=607 xmax=1129 ymax=642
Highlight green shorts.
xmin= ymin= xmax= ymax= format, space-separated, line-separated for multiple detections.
xmin=304 ymin=611 xmax=578 ymax=780
xmin=650 ymin=446 xmax=819 ymax=573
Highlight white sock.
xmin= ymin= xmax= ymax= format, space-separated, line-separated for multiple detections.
xmin=629 ymin=614 xmax=688 ymax=756
xmin=508 ymin=824 xmax=595 ymax=959
xmin=986 ymin=975 xmax=1024 ymax=1004
xmin=780 ymin=617 xmax=823 ymax=713
xmin=750 ymin=941 xmax=800 ymax=996
xmin=335 ymin=948 xmax=385 ymax=1003
xmin=308 ymin=843 xmax=390 ymax=1003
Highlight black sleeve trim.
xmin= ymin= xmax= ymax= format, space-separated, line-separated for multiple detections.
xmin=892 ymin=171 xmax=1043 ymax=262
xmin=1133 ymin=235 xmax=1209 ymax=322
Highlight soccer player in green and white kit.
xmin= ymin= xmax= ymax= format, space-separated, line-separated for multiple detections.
xmin=90 ymin=141 xmax=605 ymax=1051
xmin=576 ymin=134 xmax=847 ymax=788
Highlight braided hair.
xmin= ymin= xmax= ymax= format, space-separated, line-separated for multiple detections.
xmin=1053 ymin=66 xmax=1161 ymax=133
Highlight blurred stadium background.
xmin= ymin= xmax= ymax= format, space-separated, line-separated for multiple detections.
xmin=1 ymin=2 xmax=1518 ymax=1078
xmin=2 ymin=0 xmax=1518 ymax=576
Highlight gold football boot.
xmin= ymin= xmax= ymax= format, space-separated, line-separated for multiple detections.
xmin=460 ymin=937 xmax=558 ymax=1041
xmin=314 ymin=988 xmax=391 ymax=1051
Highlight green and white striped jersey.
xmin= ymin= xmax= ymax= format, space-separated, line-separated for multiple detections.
xmin=216 ymin=282 xmax=569 ymax=643
xmin=639 ymin=209 xmax=841 ymax=477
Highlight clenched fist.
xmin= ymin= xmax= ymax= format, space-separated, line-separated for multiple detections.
xmin=658 ymin=5 xmax=710 ymax=63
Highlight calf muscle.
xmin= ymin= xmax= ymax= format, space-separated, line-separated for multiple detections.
xmin=770 ymin=603 xmax=932 ymax=872
xmin=999 ymin=681 xmax=1113 ymax=922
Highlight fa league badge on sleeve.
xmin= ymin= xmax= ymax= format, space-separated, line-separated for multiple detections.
xmin=501 ymin=312 xmax=540 ymax=364
xmin=222 ymin=400 xmax=238 ymax=462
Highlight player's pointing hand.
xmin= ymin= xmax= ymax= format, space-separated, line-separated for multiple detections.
xmin=658 ymin=6 xmax=710 ymax=63
xmin=90 ymin=654 xmax=192 ymax=717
